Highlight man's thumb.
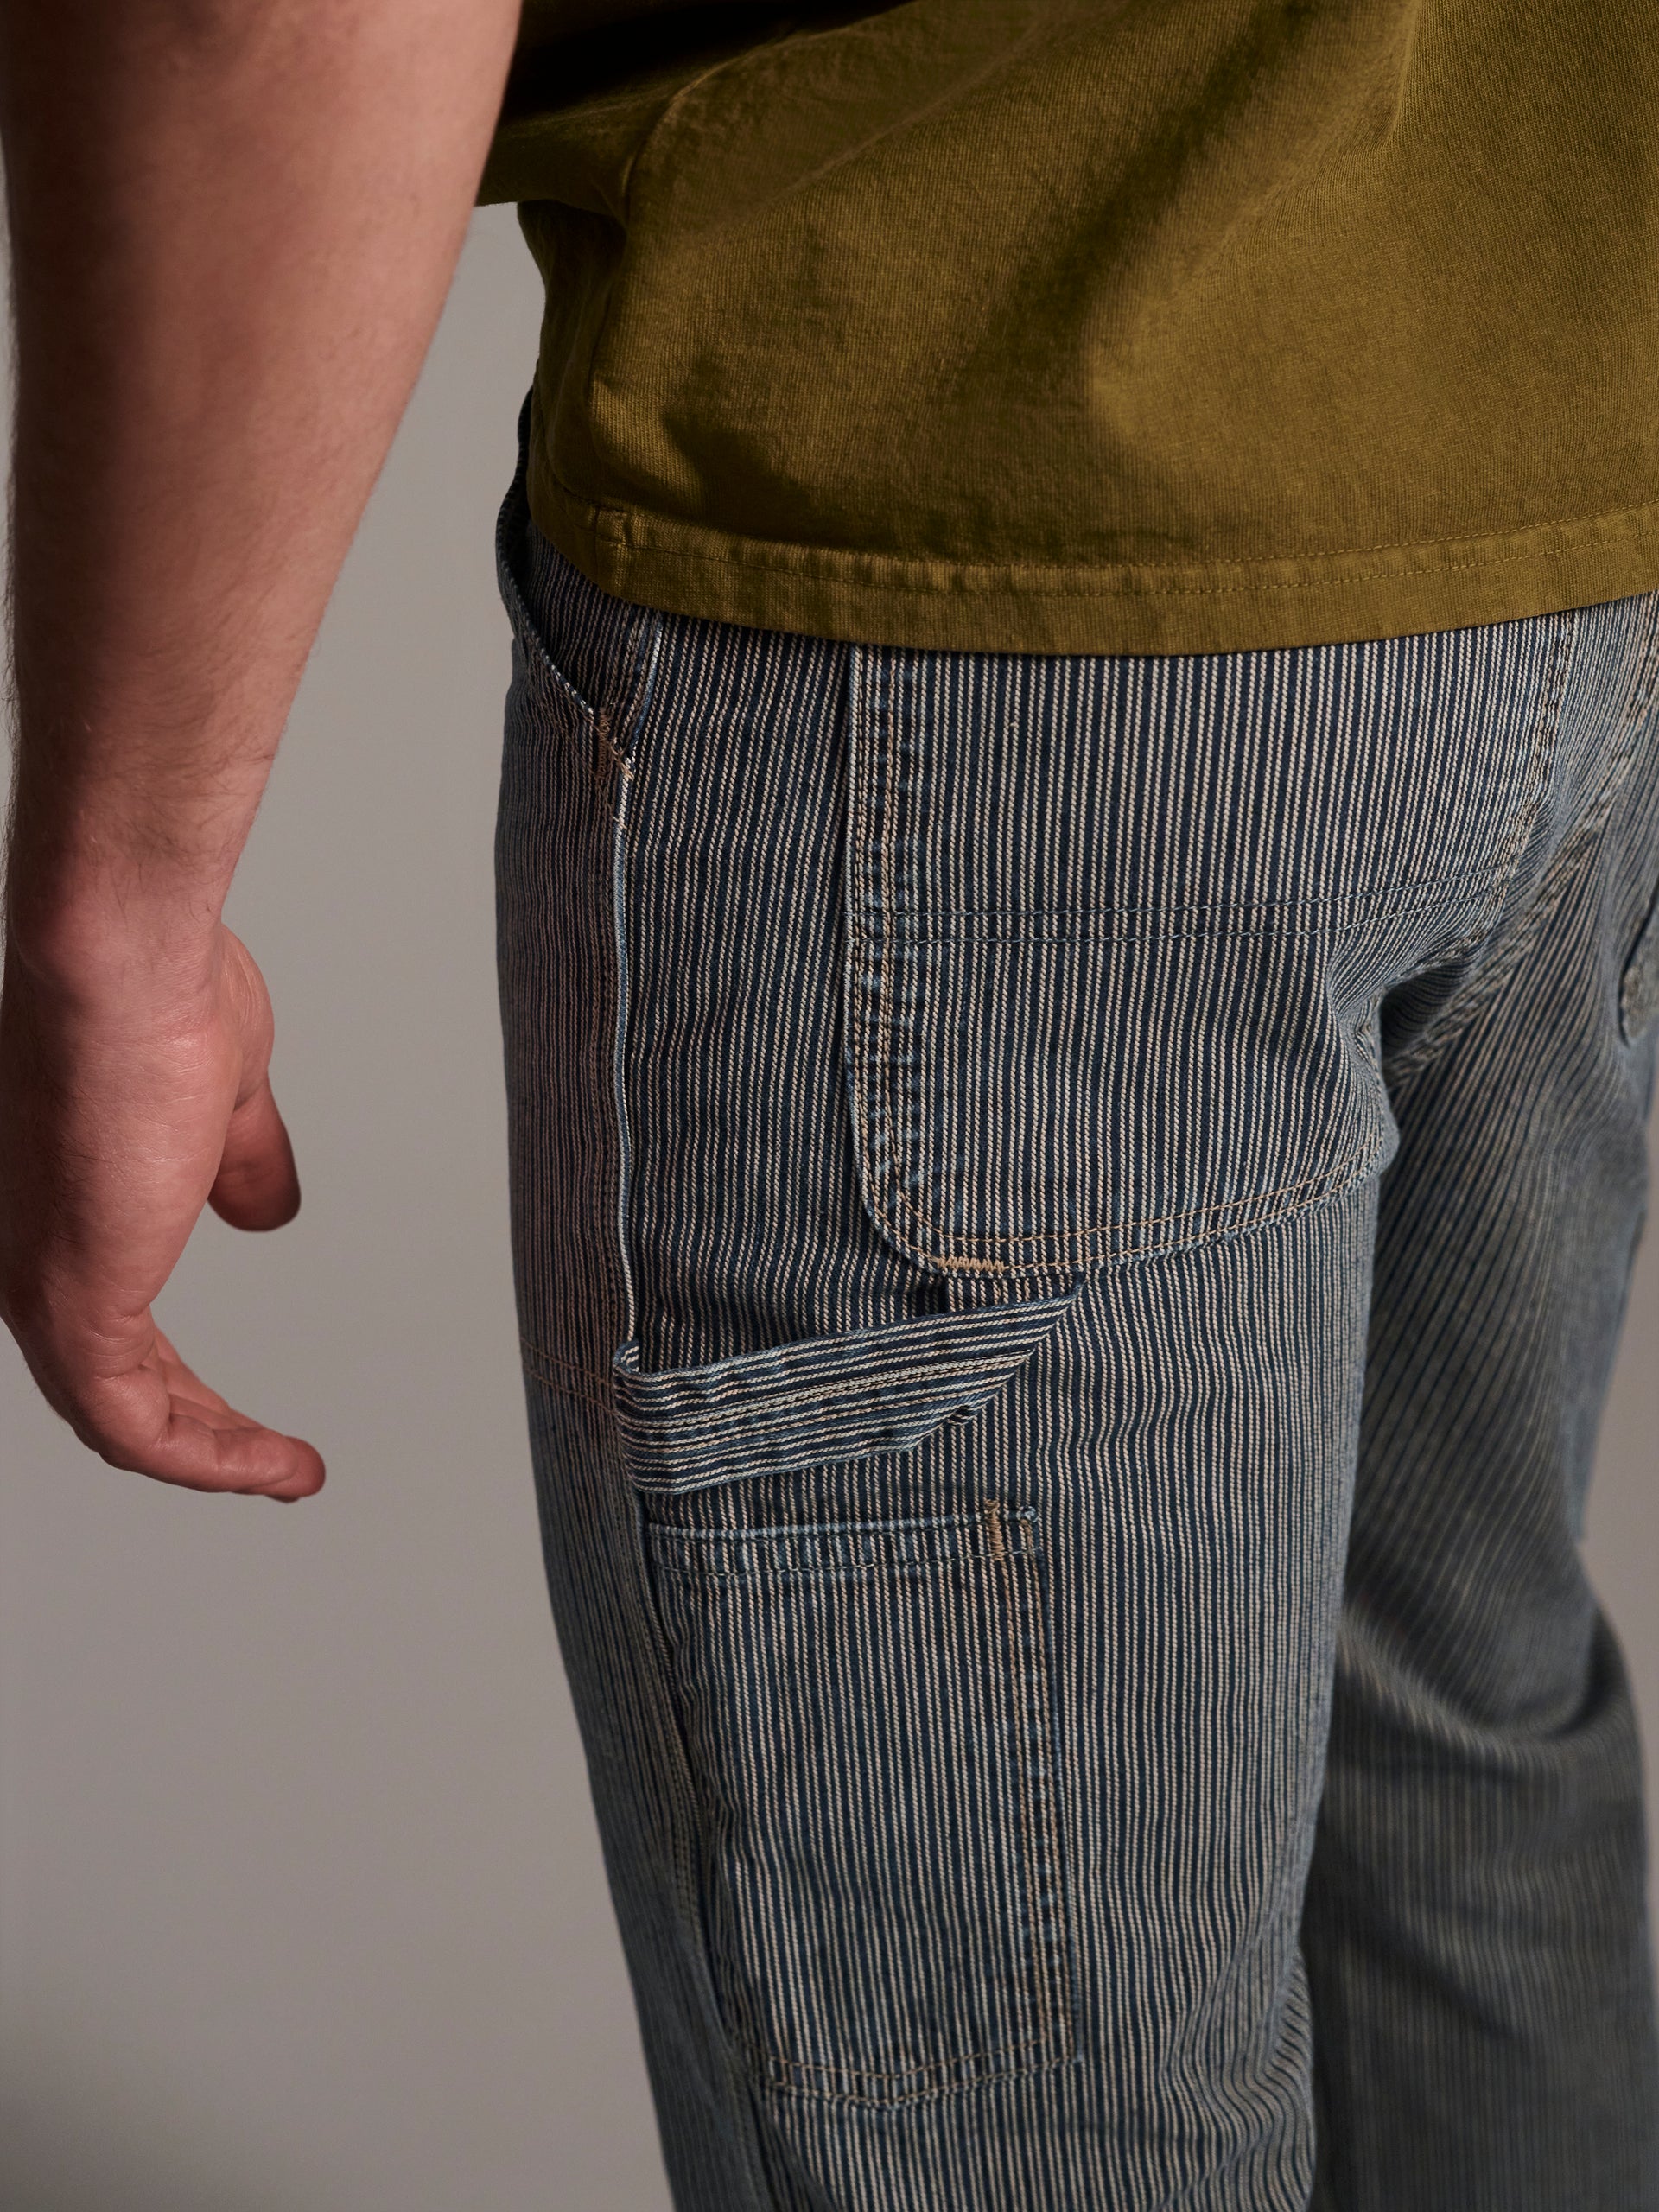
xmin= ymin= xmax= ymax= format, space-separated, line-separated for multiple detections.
xmin=207 ymin=1077 xmax=302 ymax=1231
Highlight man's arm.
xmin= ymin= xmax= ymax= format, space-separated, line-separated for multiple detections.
xmin=0 ymin=0 xmax=520 ymax=1496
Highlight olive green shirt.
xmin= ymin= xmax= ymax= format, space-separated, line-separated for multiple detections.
xmin=479 ymin=2 xmax=1659 ymax=654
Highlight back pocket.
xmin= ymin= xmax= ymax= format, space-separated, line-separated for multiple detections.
xmin=617 ymin=1286 xmax=1078 ymax=2107
xmin=845 ymin=621 xmax=1574 ymax=1274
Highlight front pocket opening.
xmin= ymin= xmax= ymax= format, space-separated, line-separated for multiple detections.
xmin=495 ymin=435 xmax=664 ymax=800
xmin=645 ymin=1496 xmax=1075 ymax=2106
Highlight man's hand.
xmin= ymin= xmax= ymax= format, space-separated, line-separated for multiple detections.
xmin=0 ymin=0 xmax=519 ymax=1491
xmin=0 ymin=926 xmax=324 ymax=1497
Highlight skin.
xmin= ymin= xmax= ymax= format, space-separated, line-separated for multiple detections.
xmin=0 ymin=0 xmax=521 ymax=1498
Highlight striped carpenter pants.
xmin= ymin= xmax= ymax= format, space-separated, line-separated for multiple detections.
xmin=493 ymin=438 xmax=1659 ymax=2212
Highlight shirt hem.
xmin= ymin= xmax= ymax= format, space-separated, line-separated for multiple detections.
xmin=524 ymin=466 xmax=1659 ymax=655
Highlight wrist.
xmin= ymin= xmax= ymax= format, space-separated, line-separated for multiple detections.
xmin=4 ymin=876 xmax=226 ymax=1010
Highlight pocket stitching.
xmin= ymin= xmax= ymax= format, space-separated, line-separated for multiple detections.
xmin=861 ymin=1109 xmax=1383 ymax=1269
xmin=650 ymin=1526 xmax=1040 ymax=1589
xmin=984 ymin=1498 xmax=1072 ymax=2072
xmin=892 ymin=887 xmax=1499 ymax=946
xmin=518 ymin=1337 xmax=613 ymax=1412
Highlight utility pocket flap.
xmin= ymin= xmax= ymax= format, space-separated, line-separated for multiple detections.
xmin=613 ymin=1281 xmax=1078 ymax=1494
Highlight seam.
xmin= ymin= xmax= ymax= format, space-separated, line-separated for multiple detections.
xmin=655 ymin=1509 xmax=1035 ymax=1547
xmin=760 ymin=2032 xmax=1053 ymax=2080
xmin=1385 ymin=836 xmax=1589 ymax=1090
xmin=596 ymin=609 xmax=663 ymax=811
xmin=1432 ymin=607 xmax=1577 ymax=963
xmin=1386 ymin=802 xmax=1618 ymax=1092
xmin=758 ymin=2047 xmax=1073 ymax=2108
xmin=615 ymin=48 xmax=763 ymax=219
xmin=880 ymin=867 xmax=1504 ymax=928
xmin=650 ymin=1512 xmax=1040 ymax=1584
xmin=506 ymin=520 xmax=769 ymax=2212
xmin=655 ymin=1509 xmax=1034 ymax=1545
xmin=1623 ymin=863 xmax=1659 ymax=1041
xmin=1388 ymin=601 xmax=1659 ymax=1087
xmin=650 ymin=1522 xmax=1039 ymax=1567
xmin=760 ymin=2044 xmax=1050 ymax=2082
xmin=889 ymin=893 xmax=1479 ymax=947
xmin=518 ymin=1338 xmax=613 ymax=1410
xmin=497 ymin=493 xmax=603 ymax=742
xmin=880 ymin=655 xmax=901 ymax=1268
xmin=1007 ymin=1499 xmax=1075 ymax=2062
xmin=625 ymin=1352 xmax=976 ymax=1416
xmin=548 ymin=473 xmax=1659 ymax=595
xmin=986 ymin=1498 xmax=1058 ymax=2060
xmin=651 ymin=1554 xmax=1029 ymax=1586
xmin=580 ymin=39 xmax=777 ymax=569
xmin=925 ymin=1145 xmax=1378 ymax=1264
xmin=594 ymin=717 xmax=628 ymax=774
xmin=594 ymin=616 xmax=748 ymax=2165
xmin=756 ymin=2032 xmax=1054 ymax=2090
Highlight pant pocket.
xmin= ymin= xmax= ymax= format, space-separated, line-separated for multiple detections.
xmin=494 ymin=391 xmax=661 ymax=805
xmin=842 ymin=621 xmax=1577 ymax=1274
xmin=614 ymin=1287 xmax=1079 ymax=2107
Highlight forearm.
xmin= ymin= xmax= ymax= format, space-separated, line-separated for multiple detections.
xmin=0 ymin=0 xmax=518 ymax=982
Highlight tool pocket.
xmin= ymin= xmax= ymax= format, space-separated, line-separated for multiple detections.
xmin=616 ymin=1286 xmax=1078 ymax=2107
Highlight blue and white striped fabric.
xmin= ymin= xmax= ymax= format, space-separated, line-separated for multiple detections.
xmin=493 ymin=408 xmax=1659 ymax=2211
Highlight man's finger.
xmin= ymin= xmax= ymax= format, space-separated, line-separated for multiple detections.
xmin=208 ymin=1077 xmax=302 ymax=1231
xmin=83 ymin=1362 xmax=326 ymax=1496
xmin=19 ymin=1319 xmax=325 ymax=1497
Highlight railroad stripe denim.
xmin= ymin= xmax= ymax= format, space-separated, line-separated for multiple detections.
xmin=493 ymin=422 xmax=1659 ymax=2211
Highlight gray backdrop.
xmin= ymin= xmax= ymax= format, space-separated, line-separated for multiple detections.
xmin=2 ymin=207 xmax=1655 ymax=2212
